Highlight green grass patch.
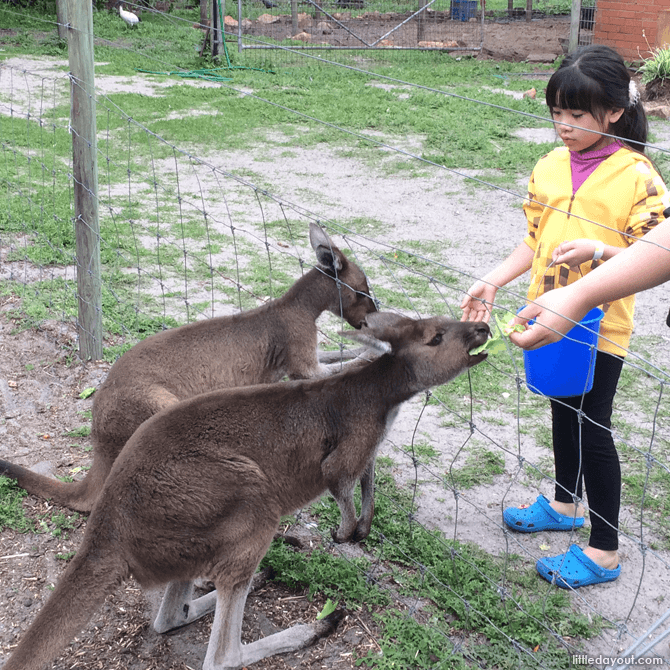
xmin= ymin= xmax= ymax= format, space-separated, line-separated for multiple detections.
xmin=448 ymin=447 xmax=505 ymax=489
xmin=0 ymin=477 xmax=35 ymax=532
xmin=0 ymin=476 xmax=81 ymax=536
xmin=267 ymin=461 xmax=601 ymax=668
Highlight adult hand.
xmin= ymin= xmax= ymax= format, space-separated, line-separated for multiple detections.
xmin=460 ymin=280 xmax=498 ymax=323
xmin=508 ymin=285 xmax=590 ymax=350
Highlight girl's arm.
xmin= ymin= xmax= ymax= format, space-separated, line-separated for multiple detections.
xmin=461 ymin=241 xmax=535 ymax=323
xmin=510 ymin=221 xmax=670 ymax=349
xmin=552 ymin=238 xmax=622 ymax=270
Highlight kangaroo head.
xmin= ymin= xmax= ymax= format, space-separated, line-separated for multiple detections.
xmin=346 ymin=312 xmax=490 ymax=390
xmin=309 ymin=223 xmax=376 ymax=329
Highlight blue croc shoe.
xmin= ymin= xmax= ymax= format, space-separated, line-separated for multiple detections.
xmin=536 ymin=544 xmax=621 ymax=589
xmin=503 ymin=494 xmax=585 ymax=533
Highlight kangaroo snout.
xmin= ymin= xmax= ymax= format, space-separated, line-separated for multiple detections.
xmin=466 ymin=322 xmax=491 ymax=366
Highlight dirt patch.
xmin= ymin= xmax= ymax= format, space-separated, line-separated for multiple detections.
xmin=241 ymin=12 xmax=571 ymax=62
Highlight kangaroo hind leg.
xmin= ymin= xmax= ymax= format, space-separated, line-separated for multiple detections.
xmin=153 ymin=579 xmax=218 ymax=633
xmin=352 ymin=457 xmax=376 ymax=542
xmin=203 ymin=578 xmax=344 ymax=670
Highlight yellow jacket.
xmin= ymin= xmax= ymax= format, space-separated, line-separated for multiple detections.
xmin=524 ymin=145 xmax=669 ymax=356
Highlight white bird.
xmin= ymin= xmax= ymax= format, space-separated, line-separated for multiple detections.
xmin=118 ymin=4 xmax=140 ymax=27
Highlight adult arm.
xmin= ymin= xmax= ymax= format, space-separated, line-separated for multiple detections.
xmin=509 ymin=221 xmax=670 ymax=350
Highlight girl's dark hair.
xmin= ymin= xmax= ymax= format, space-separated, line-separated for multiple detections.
xmin=545 ymin=44 xmax=648 ymax=152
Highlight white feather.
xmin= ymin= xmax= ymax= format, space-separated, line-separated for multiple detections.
xmin=119 ymin=4 xmax=139 ymax=27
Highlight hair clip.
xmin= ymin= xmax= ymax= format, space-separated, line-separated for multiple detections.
xmin=629 ymin=80 xmax=640 ymax=107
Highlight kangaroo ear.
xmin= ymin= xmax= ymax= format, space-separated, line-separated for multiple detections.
xmin=309 ymin=223 xmax=344 ymax=273
xmin=341 ymin=312 xmax=410 ymax=350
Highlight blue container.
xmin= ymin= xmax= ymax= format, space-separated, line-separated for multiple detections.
xmin=522 ymin=307 xmax=604 ymax=398
xmin=451 ymin=0 xmax=477 ymax=21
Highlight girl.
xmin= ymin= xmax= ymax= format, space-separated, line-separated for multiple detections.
xmin=460 ymin=44 xmax=669 ymax=589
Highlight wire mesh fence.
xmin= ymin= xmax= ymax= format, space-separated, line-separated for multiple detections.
xmin=232 ymin=0 xmax=485 ymax=53
xmin=1 ymin=4 xmax=669 ymax=669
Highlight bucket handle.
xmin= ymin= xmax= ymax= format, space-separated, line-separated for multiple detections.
xmin=531 ymin=257 xmax=584 ymax=302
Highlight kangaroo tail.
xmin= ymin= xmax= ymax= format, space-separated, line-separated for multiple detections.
xmin=3 ymin=544 xmax=129 ymax=670
xmin=0 ymin=455 xmax=110 ymax=512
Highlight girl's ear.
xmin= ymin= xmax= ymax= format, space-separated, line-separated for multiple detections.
xmin=607 ymin=108 xmax=625 ymax=125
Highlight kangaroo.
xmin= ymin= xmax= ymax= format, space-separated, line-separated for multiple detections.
xmin=2 ymin=312 xmax=489 ymax=670
xmin=0 ymin=223 xmax=376 ymax=512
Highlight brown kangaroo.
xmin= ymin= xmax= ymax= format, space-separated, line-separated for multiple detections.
xmin=0 ymin=223 xmax=376 ymax=512
xmin=2 ymin=312 xmax=490 ymax=670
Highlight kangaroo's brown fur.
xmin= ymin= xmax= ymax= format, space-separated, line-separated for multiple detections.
xmin=0 ymin=223 xmax=376 ymax=512
xmin=2 ymin=313 xmax=490 ymax=670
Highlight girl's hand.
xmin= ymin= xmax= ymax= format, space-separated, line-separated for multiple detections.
xmin=552 ymin=239 xmax=603 ymax=270
xmin=460 ymin=281 xmax=498 ymax=323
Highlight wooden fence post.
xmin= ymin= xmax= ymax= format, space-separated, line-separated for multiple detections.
xmin=211 ymin=0 xmax=221 ymax=60
xmin=291 ymin=0 xmax=299 ymax=37
xmin=67 ymin=0 xmax=103 ymax=361
xmin=569 ymin=0 xmax=581 ymax=53
xmin=417 ymin=0 xmax=427 ymax=43
xmin=56 ymin=0 xmax=68 ymax=41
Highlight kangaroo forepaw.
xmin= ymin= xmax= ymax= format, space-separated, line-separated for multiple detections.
xmin=332 ymin=519 xmax=370 ymax=544
xmin=351 ymin=523 xmax=371 ymax=543
xmin=331 ymin=526 xmax=351 ymax=543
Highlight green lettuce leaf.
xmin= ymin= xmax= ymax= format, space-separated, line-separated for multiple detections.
xmin=469 ymin=314 xmax=525 ymax=355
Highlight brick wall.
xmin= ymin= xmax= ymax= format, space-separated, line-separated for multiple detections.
xmin=593 ymin=0 xmax=670 ymax=62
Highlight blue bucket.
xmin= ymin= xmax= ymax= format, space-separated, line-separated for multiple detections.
xmin=451 ymin=0 xmax=477 ymax=21
xmin=522 ymin=307 xmax=604 ymax=398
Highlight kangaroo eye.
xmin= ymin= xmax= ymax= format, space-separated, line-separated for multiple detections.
xmin=427 ymin=333 xmax=442 ymax=347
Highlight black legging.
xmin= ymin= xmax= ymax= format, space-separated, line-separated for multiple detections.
xmin=550 ymin=351 xmax=624 ymax=552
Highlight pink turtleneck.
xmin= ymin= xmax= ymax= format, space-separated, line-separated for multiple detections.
xmin=570 ymin=140 xmax=623 ymax=195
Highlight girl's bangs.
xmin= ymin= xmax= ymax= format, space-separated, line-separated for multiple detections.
xmin=546 ymin=68 xmax=602 ymax=112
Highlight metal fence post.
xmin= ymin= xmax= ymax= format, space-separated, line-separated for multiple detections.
xmin=67 ymin=0 xmax=103 ymax=361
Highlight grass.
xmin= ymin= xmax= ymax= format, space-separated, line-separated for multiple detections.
xmin=0 ymin=459 xmax=595 ymax=666
xmin=260 ymin=460 xmax=601 ymax=668
xmin=0 ymin=2 xmax=667 ymax=665
xmin=639 ymin=40 xmax=670 ymax=85
xmin=0 ymin=477 xmax=80 ymax=536
xmin=448 ymin=447 xmax=506 ymax=489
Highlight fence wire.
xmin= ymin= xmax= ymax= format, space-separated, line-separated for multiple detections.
xmin=0 ymin=11 xmax=669 ymax=669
